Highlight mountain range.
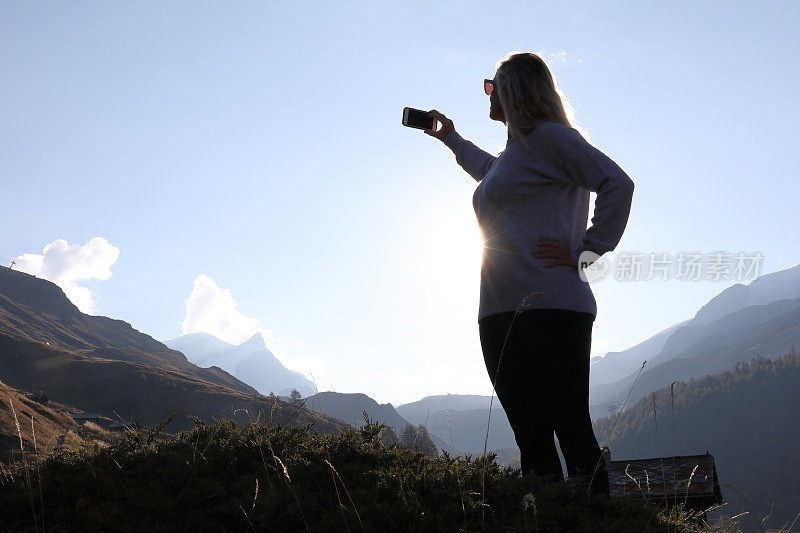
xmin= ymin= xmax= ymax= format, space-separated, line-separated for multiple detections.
xmin=165 ymin=332 xmax=316 ymax=397
xmin=396 ymin=393 xmax=517 ymax=454
xmin=0 ymin=267 xmax=252 ymax=395
xmin=588 ymin=264 xmax=800 ymax=419
xmin=298 ymin=391 xmax=518 ymax=458
xmin=0 ymin=266 xmax=346 ymax=435
xmin=303 ymin=391 xmax=409 ymax=432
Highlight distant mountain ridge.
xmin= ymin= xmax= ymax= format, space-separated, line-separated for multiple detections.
xmin=395 ymin=393 xmax=497 ymax=421
xmin=302 ymin=391 xmax=518 ymax=456
xmin=589 ymin=320 xmax=688 ymax=386
xmin=165 ymin=332 xmax=315 ymax=397
xmin=588 ymin=264 xmax=800 ymax=419
xmin=590 ymin=295 xmax=800 ymax=419
xmin=164 ymin=331 xmax=233 ymax=367
xmin=396 ymin=394 xmax=518 ymax=455
xmin=302 ymin=391 xmax=410 ymax=432
xmin=589 ymin=264 xmax=800 ymax=390
xmin=692 ymin=263 xmax=800 ymax=324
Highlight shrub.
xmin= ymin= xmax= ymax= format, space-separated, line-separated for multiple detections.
xmin=0 ymin=412 xmax=712 ymax=532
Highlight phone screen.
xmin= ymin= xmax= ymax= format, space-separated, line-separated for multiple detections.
xmin=405 ymin=108 xmax=435 ymax=130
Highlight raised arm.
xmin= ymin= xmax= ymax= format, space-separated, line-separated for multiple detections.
xmin=424 ymin=109 xmax=498 ymax=183
xmin=442 ymin=131 xmax=498 ymax=182
xmin=545 ymin=124 xmax=635 ymax=266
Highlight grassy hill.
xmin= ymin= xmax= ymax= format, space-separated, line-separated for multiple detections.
xmin=0 ymin=413 xmax=715 ymax=532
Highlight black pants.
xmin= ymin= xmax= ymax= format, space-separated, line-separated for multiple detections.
xmin=479 ymin=308 xmax=609 ymax=496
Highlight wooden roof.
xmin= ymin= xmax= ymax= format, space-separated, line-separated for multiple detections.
xmin=107 ymin=421 xmax=138 ymax=429
xmin=605 ymin=451 xmax=722 ymax=506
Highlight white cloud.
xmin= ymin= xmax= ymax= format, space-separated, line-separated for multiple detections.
xmin=544 ymin=49 xmax=583 ymax=65
xmin=547 ymin=49 xmax=569 ymax=63
xmin=180 ymin=274 xmax=326 ymax=380
xmin=14 ymin=237 xmax=120 ymax=314
xmin=181 ymin=274 xmax=264 ymax=345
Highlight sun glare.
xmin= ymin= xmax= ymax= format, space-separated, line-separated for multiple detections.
xmin=425 ymin=215 xmax=484 ymax=284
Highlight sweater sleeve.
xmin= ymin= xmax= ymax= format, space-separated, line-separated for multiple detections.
xmin=548 ymin=126 xmax=635 ymax=267
xmin=442 ymin=131 xmax=498 ymax=182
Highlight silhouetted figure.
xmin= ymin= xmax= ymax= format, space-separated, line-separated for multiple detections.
xmin=425 ymin=52 xmax=635 ymax=497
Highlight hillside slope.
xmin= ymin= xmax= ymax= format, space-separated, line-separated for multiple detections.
xmin=590 ymin=296 xmax=800 ymax=419
xmin=0 ymin=379 xmax=115 ymax=460
xmin=303 ymin=391 xmax=410 ymax=432
xmin=0 ymin=266 xmax=253 ymax=395
xmin=0 ymin=267 xmax=350 ymax=436
xmin=0 ymin=335 xmax=349 ymax=435
xmin=589 ymin=264 xmax=800 ymax=415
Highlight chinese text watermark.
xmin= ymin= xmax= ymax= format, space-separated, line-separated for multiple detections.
xmin=578 ymin=251 xmax=763 ymax=283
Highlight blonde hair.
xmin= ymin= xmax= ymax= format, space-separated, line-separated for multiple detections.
xmin=494 ymin=51 xmax=588 ymax=150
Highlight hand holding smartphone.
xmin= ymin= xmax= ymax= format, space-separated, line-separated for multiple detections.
xmin=402 ymin=107 xmax=455 ymax=142
xmin=402 ymin=107 xmax=435 ymax=130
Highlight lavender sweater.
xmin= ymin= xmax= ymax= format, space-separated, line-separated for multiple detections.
xmin=443 ymin=121 xmax=635 ymax=322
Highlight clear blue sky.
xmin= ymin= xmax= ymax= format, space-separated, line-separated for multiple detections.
xmin=2 ymin=1 xmax=798 ymax=406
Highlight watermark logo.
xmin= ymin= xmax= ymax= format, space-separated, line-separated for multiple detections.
xmin=578 ymin=250 xmax=608 ymax=283
xmin=577 ymin=251 xmax=763 ymax=283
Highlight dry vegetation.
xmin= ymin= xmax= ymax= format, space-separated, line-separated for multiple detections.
xmin=0 ymin=380 xmax=116 ymax=464
xmin=0 ymin=406 xmax=728 ymax=532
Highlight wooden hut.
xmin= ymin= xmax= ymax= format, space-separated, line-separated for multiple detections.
xmin=25 ymin=390 xmax=48 ymax=403
xmin=69 ymin=413 xmax=101 ymax=425
xmin=602 ymin=446 xmax=723 ymax=526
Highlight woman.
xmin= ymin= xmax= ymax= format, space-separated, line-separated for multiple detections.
xmin=424 ymin=52 xmax=634 ymax=497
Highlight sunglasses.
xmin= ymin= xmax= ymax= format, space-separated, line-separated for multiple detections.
xmin=484 ymin=78 xmax=496 ymax=96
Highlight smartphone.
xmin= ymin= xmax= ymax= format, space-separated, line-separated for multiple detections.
xmin=402 ymin=107 xmax=436 ymax=131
